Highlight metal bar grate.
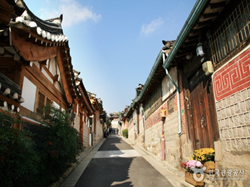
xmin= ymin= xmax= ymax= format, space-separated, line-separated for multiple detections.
xmin=209 ymin=0 xmax=250 ymax=67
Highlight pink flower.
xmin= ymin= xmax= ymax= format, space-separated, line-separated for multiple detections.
xmin=186 ymin=160 xmax=203 ymax=169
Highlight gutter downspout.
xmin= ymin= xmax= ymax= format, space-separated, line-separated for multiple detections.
xmin=163 ymin=54 xmax=182 ymax=135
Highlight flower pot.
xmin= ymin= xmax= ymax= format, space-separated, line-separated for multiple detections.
xmin=204 ymin=161 xmax=215 ymax=173
xmin=185 ymin=171 xmax=204 ymax=187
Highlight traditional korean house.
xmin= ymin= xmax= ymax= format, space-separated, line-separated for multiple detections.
xmin=73 ymin=70 xmax=95 ymax=148
xmin=0 ymin=0 xmax=77 ymax=129
xmin=161 ymin=0 xmax=250 ymax=186
xmin=120 ymin=106 xmax=129 ymax=130
xmin=109 ymin=112 xmax=119 ymax=131
xmin=123 ymin=42 xmax=184 ymax=167
xmin=124 ymin=0 xmax=250 ymax=185
xmin=88 ymin=91 xmax=105 ymax=145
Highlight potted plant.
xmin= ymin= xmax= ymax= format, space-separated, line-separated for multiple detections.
xmin=191 ymin=148 xmax=215 ymax=173
xmin=181 ymin=160 xmax=204 ymax=186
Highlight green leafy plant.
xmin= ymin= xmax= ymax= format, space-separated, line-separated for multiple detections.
xmin=0 ymin=107 xmax=82 ymax=187
xmin=0 ymin=111 xmax=40 ymax=187
xmin=31 ymin=106 xmax=82 ymax=186
xmin=122 ymin=129 xmax=128 ymax=138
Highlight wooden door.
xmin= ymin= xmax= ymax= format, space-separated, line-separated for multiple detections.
xmin=188 ymin=68 xmax=219 ymax=150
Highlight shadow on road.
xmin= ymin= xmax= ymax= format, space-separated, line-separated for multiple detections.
xmin=75 ymin=135 xmax=173 ymax=187
xmin=75 ymin=135 xmax=134 ymax=187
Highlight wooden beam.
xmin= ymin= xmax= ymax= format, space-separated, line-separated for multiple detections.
xmin=195 ymin=20 xmax=212 ymax=28
xmin=207 ymin=2 xmax=226 ymax=10
xmin=182 ymin=41 xmax=196 ymax=48
xmin=200 ymin=13 xmax=218 ymax=20
xmin=11 ymin=30 xmax=57 ymax=61
xmin=0 ymin=95 xmax=20 ymax=107
xmin=189 ymin=27 xmax=206 ymax=36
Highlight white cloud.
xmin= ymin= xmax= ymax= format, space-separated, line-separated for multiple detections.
xmin=141 ymin=17 xmax=164 ymax=35
xmin=39 ymin=0 xmax=101 ymax=27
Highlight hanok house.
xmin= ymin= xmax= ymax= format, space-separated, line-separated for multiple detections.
xmin=119 ymin=106 xmax=128 ymax=133
xmin=161 ymin=0 xmax=250 ymax=186
xmin=73 ymin=70 xmax=95 ymax=148
xmin=0 ymin=1 xmax=78 ymax=130
xmin=88 ymin=92 xmax=105 ymax=145
xmin=123 ymin=41 xmax=185 ymax=168
xmin=109 ymin=112 xmax=120 ymax=133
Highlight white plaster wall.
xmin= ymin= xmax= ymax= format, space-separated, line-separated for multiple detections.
xmin=83 ymin=120 xmax=89 ymax=148
xmin=111 ymin=119 xmax=119 ymax=129
xmin=74 ymin=115 xmax=80 ymax=133
xmin=49 ymin=58 xmax=56 ymax=76
xmin=42 ymin=68 xmax=53 ymax=84
xmin=21 ymin=76 xmax=36 ymax=112
xmin=162 ymin=67 xmax=177 ymax=101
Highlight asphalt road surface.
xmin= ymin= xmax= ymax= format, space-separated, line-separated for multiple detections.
xmin=75 ymin=135 xmax=173 ymax=187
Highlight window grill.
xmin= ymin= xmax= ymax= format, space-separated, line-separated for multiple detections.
xmin=209 ymin=0 xmax=250 ymax=67
xmin=167 ymin=94 xmax=175 ymax=115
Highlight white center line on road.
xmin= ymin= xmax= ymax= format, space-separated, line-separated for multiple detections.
xmin=93 ymin=149 xmax=141 ymax=158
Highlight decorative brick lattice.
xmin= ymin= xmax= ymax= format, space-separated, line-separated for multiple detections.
xmin=213 ymin=48 xmax=250 ymax=102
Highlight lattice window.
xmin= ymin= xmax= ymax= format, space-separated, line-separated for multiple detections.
xmin=209 ymin=0 xmax=250 ymax=66
xmin=167 ymin=95 xmax=175 ymax=115
xmin=144 ymin=85 xmax=162 ymax=119
xmin=37 ymin=92 xmax=45 ymax=114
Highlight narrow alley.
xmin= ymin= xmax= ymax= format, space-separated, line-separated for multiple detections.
xmin=60 ymin=133 xmax=178 ymax=187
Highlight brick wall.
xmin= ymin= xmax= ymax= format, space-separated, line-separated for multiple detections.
xmin=213 ymin=47 xmax=250 ymax=151
xmin=212 ymin=46 xmax=250 ymax=186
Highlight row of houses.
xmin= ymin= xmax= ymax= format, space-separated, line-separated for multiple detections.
xmin=120 ymin=0 xmax=250 ymax=186
xmin=0 ymin=0 xmax=107 ymax=149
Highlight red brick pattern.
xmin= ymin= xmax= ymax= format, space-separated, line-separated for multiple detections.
xmin=213 ymin=48 xmax=250 ymax=101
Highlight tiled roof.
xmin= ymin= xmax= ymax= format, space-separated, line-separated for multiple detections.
xmin=13 ymin=0 xmax=67 ymax=42
xmin=0 ymin=0 xmax=77 ymax=105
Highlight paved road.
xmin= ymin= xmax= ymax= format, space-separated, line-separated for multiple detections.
xmin=75 ymin=135 xmax=173 ymax=187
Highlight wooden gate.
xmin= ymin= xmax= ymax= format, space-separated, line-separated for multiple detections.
xmin=188 ymin=68 xmax=219 ymax=150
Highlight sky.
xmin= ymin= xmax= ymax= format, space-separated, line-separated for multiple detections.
xmin=23 ymin=0 xmax=196 ymax=114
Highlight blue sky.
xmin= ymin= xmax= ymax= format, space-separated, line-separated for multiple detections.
xmin=24 ymin=0 xmax=196 ymax=114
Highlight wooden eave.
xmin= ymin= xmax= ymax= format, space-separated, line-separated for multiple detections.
xmin=140 ymin=65 xmax=165 ymax=103
xmin=59 ymin=43 xmax=77 ymax=104
xmin=77 ymin=82 xmax=95 ymax=114
xmin=2 ymin=0 xmax=77 ymax=105
xmin=172 ymin=0 xmax=229 ymax=66
xmin=8 ymin=26 xmax=76 ymax=105
xmin=0 ymin=0 xmax=15 ymax=26
xmin=10 ymin=23 xmax=66 ymax=48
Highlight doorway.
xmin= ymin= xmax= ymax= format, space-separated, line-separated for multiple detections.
xmin=188 ymin=68 xmax=219 ymax=150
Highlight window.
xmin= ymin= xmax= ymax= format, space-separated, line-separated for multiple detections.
xmin=45 ymin=98 xmax=52 ymax=116
xmin=209 ymin=0 xmax=250 ymax=65
xmin=167 ymin=95 xmax=175 ymax=115
xmin=37 ymin=92 xmax=45 ymax=114
xmin=144 ymin=85 xmax=162 ymax=119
